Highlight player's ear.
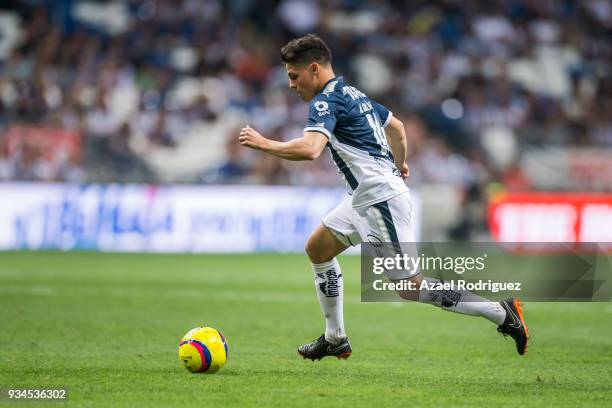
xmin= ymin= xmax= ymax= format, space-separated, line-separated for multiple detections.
xmin=310 ymin=63 xmax=318 ymax=75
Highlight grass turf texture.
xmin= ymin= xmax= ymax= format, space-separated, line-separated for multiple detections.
xmin=0 ymin=252 xmax=610 ymax=407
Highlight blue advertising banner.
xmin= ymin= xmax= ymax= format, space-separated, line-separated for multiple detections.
xmin=0 ymin=183 xmax=421 ymax=253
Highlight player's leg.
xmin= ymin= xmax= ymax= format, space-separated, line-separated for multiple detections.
xmin=395 ymin=272 xmax=529 ymax=354
xmin=361 ymin=192 xmax=504 ymax=322
xmin=298 ymin=198 xmax=356 ymax=360
xmin=305 ymin=224 xmax=348 ymax=264
xmin=305 ymin=223 xmax=348 ymax=346
xmin=361 ymin=192 xmax=528 ymax=354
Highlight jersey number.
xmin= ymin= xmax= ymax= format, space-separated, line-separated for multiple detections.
xmin=365 ymin=113 xmax=390 ymax=155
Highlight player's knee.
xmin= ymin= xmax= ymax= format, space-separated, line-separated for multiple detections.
xmin=305 ymin=237 xmax=334 ymax=264
xmin=304 ymin=235 xmax=317 ymax=260
xmin=396 ymin=288 xmax=419 ymax=301
xmin=393 ymin=274 xmax=422 ymax=301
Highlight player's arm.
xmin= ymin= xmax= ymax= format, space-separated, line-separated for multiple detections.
xmin=385 ymin=116 xmax=410 ymax=178
xmin=239 ymin=126 xmax=328 ymax=161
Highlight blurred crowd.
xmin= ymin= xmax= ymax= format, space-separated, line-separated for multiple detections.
xmin=0 ymin=0 xmax=610 ymax=190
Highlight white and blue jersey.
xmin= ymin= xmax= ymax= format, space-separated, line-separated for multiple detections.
xmin=304 ymin=76 xmax=409 ymax=209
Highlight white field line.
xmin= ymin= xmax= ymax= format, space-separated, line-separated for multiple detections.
xmin=0 ymin=284 xmax=363 ymax=305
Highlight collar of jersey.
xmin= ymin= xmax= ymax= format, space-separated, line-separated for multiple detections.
xmin=318 ymin=76 xmax=343 ymax=96
xmin=323 ymin=76 xmax=343 ymax=88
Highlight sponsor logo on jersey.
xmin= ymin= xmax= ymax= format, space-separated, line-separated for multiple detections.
xmin=314 ymin=101 xmax=330 ymax=116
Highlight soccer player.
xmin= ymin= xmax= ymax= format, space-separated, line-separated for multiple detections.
xmin=239 ymin=34 xmax=529 ymax=360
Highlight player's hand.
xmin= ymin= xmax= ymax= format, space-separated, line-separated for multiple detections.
xmin=239 ymin=126 xmax=268 ymax=151
xmin=398 ymin=162 xmax=410 ymax=179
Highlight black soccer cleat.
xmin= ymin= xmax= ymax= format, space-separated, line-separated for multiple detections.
xmin=497 ymin=298 xmax=530 ymax=355
xmin=297 ymin=334 xmax=352 ymax=361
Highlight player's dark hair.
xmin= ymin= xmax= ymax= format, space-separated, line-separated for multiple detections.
xmin=280 ymin=34 xmax=332 ymax=66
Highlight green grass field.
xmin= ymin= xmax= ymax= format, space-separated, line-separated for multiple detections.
xmin=1 ymin=252 xmax=611 ymax=407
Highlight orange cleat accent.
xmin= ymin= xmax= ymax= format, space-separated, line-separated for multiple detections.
xmin=336 ymin=352 xmax=351 ymax=360
xmin=513 ymin=299 xmax=529 ymax=338
xmin=498 ymin=298 xmax=530 ymax=355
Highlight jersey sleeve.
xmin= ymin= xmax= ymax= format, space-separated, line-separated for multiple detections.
xmin=372 ymin=100 xmax=393 ymax=128
xmin=303 ymin=97 xmax=340 ymax=139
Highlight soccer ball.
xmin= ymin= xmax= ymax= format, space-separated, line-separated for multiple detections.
xmin=178 ymin=326 xmax=228 ymax=373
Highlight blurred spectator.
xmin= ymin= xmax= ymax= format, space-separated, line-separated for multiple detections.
xmin=86 ymin=93 xmax=122 ymax=140
xmin=0 ymin=136 xmax=16 ymax=180
xmin=200 ymin=133 xmax=251 ymax=184
xmin=0 ymin=0 xmax=608 ymax=191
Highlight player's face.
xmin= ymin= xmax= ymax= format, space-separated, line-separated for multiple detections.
xmin=285 ymin=63 xmax=317 ymax=101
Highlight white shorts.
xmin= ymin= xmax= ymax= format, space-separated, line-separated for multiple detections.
xmin=322 ymin=191 xmax=418 ymax=279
